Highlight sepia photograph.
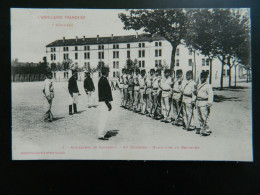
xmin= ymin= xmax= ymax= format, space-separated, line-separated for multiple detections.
xmin=11 ymin=8 xmax=252 ymax=160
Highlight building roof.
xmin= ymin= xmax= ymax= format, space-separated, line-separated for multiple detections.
xmin=46 ymin=33 xmax=166 ymax=47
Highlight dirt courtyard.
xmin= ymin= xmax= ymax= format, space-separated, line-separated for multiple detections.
xmin=12 ymin=80 xmax=253 ymax=161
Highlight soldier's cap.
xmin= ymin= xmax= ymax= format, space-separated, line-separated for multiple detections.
xmin=101 ymin=66 xmax=110 ymax=74
xmin=156 ymin=69 xmax=161 ymax=74
xmin=141 ymin=69 xmax=146 ymax=74
xmin=135 ymin=69 xmax=140 ymax=73
xmin=200 ymin=71 xmax=209 ymax=78
xmin=72 ymin=70 xmax=77 ymax=75
xmin=164 ymin=69 xmax=171 ymax=74
xmin=186 ymin=70 xmax=193 ymax=76
xmin=150 ymin=69 xmax=155 ymax=73
xmin=176 ymin=69 xmax=183 ymax=75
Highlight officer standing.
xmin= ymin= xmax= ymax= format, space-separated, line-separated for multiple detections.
xmin=84 ymin=72 xmax=95 ymax=108
xmin=68 ymin=70 xmax=81 ymax=115
xmin=97 ymin=66 xmax=113 ymax=140
xmin=43 ymin=71 xmax=54 ymax=122
xmin=145 ymin=69 xmax=154 ymax=116
xmin=128 ymin=70 xmax=135 ymax=110
xmin=160 ymin=69 xmax=173 ymax=123
xmin=181 ymin=70 xmax=197 ymax=130
xmin=172 ymin=69 xmax=184 ymax=126
xmin=119 ymin=69 xmax=125 ymax=107
xmin=123 ymin=69 xmax=129 ymax=108
xmin=196 ymin=72 xmax=214 ymax=136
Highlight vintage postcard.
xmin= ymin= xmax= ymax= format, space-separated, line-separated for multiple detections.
xmin=11 ymin=8 xmax=252 ymax=160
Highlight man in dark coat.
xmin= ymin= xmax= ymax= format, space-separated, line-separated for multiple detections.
xmin=84 ymin=72 xmax=95 ymax=108
xmin=98 ymin=66 xmax=113 ymax=140
xmin=68 ymin=70 xmax=80 ymax=115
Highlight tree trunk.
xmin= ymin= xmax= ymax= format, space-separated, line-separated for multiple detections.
xmin=228 ymin=66 xmax=231 ymax=88
xmin=209 ymin=58 xmax=213 ymax=84
xmin=218 ymin=56 xmax=225 ymax=89
xmin=193 ymin=51 xmax=196 ymax=81
xmin=235 ymin=65 xmax=237 ymax=87
xmin=170 ymin=45 xmax=177 ymax=71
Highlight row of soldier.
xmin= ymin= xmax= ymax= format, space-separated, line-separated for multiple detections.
xmin=118 ymin=68 xmax=214 ymax=136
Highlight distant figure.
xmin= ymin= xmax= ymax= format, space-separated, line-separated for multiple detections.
xmin=43 ymin=71 xmax=54 ymax=122
xmin=84 ymin=72 xmax=95 ymax=108
xmin=68 ymin=70 xmax=81 ymax=115
xmin=98 ymin=66 xmax=113 ymax=140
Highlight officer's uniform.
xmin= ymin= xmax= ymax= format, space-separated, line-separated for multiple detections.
xmin=160 ymin=76 xmax=173 ymax=122
xmin=196 ymin=81 xmax=213 ymax=135
xmin=172 ymin=78 xmax=183 ymax=121
xmin=98 ymin=75 xmax=113 ymax=138
xmin=133 ymin=74 xmax=140 ymax=111
xmin=145 ymin=76 xmax=153 ymax=114
xmin=43 ymin=77 xmax=54 ymax=121
xmin=84 ymin=75 xmax=95 ymax=108
xmin=68 ymin=73 xmax=80 ymax=114
xmin=181 ymin=79 xmax=197 ymax=129
xmin=139 ymin=76 xmax=146 ymax=114
xmin=150 ymin=75 xmax=161 ymax=116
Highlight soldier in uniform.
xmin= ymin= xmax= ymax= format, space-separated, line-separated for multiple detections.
xmin=119 ymin=69 xmax=125 ymax=107
xmin=172 ymin=69 xmax=184 ymax=126
xmin=84 ymin=72 xmax=95 ymax=108
xmin=160 ymin=69 xmax=173 ymax=123
xmin=68 ymin=70 xmax=81 ymax=115
xmin=97 ymin=66 xmax=113 ymax=140
xmin=139 ymin=69 xmax=147 ymax=115
xmin=145 ymin=69 xmax=154 ymax=116
xmin=43 ymin=71 xmax=54 ymax=122
xmin=150 ymin=69 xmax=161 ymax=118
xmin=133 ymin=69 xmax=141 ymax=112
xmin=128 ymin=70 xmax=135 ymax=110
xmin=123 ymin=69 xmax=129 ymax=108
xmin=181 ymin=70 xmax=197 ymax=130
xmin=196 ymin=72 xmax=214 ymax=136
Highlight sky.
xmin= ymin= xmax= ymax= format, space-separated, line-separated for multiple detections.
xmin=11 ymin=8 xmax=144 ymax=63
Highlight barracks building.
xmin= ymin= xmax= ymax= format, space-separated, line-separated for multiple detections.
xmin=46 ymin=33 xmax=246 ymax=87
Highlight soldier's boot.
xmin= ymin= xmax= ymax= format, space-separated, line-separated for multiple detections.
xmin=69 ymin=105 xmax=73 ymax=115
xmin=73 ymin=103 xmax=78 ymax=113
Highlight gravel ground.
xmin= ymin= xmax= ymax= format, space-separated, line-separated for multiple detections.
xmin=12 ymin=80 xmax=253 ymax=161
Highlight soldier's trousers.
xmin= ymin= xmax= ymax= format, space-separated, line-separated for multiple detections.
xmin=172 ymin=99 xmax=183 ymax=120
xmin=128 ymin=90 xmax=133 ymax=107
xmin=183 ymin=103 xmax=195 ymax=128
xmin=69 ymin=93 xmax=79 ymax=105
xmin=123 ymin=88 xmax=128 ymax=105
xmin=150 ymin=94 xmax=161 ymax=116
xmin=145 ymin=93 xmax=152 ymax=113
xmin=44 ymin=96 xmax=53 ymax=119
xmin=133 ymin=91 xmax=140 ymax=110
xmin=139 ymin=92 xmax=146 ymax=113
xmin=98 ymin=102 xmax=110 ymax=138
xmin=161 ymin=96 xmax=170 ymax=120
xmin=197 ymin=106 xmax=210 ymax=129
xmin=86 ymin=91 xmax=95 ymax=106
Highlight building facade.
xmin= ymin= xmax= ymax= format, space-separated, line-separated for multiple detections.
xmin=46 ymin=33 xmax=244 ymax=87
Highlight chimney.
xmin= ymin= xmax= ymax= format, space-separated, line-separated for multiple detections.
xmin=76 ymin=36 xmax=78 ymax=42
xmin=111 ymin=34 xmax=113 ymax=40
xmin=97 ymin=35 xmax=99 ymax=41
xmin=63 ymin=37 xmax=65 ymax=43
xmin=136 ymin=32 xmax=138 ymax=39
xmin=83 ymin=36 xmax=85 ymax=41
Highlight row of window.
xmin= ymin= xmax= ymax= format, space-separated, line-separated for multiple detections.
xmin=50 ymin=42 xmax=163 ymax=52
xmin=176 ymin=48 xmax=193 ymax=56
xmin=175 ymin=58 xmax=210 ymax=66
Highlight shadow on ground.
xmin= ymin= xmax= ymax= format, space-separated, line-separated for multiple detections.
xmin=105 ymin=130 xmax=119 ymax=138
xmin=214 ymin=95 xmax=241 ymax=103
xmin=52 ymin=117 xmax=65 ymax=121
xmin=213 ymin=86 xmax=249 ymax=92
